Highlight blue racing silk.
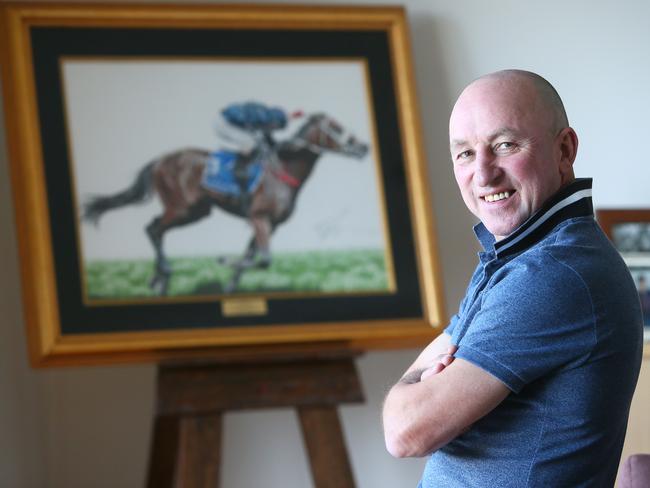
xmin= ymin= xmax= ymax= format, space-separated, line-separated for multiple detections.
xmin=201 ymin=151 xmax=263 ymax=196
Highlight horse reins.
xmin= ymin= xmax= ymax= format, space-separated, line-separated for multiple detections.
xmin=270 ymin=165 xmax=301 ymax=188
xmin=289 ymin=117 xmax=345 ymax=155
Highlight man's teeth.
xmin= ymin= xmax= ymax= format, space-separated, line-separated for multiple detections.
xmin=484 ymin=191 xmax=510 ymax=202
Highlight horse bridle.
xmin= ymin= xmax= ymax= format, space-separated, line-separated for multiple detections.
xmin=290 ymin=117 xmax=346 ymax=154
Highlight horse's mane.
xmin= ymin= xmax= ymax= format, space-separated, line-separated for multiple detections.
xmin=277 ymin=113 xmax=325 ymax=156
xmin=294 ymin=113 xmax=325 ymax=139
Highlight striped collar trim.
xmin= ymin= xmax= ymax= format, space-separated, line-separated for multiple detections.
xmin=474 ymin=178 xmax=594 ymax=257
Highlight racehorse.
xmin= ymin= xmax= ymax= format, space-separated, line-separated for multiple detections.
xmin=82 ymin=113 xmax=369 ymax=295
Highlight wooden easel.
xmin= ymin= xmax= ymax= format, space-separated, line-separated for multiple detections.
xmin=146 ymin=346 xmax=364 ymax=488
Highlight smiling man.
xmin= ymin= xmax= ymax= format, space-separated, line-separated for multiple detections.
xmin=382 ymin=70 xmax=644 ymax=487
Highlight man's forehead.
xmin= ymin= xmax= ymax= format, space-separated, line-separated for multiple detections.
xmin=449 ymin=78 xmax=546 ymax=144
xmin=451 ymin=75 xmax=538 ymax=117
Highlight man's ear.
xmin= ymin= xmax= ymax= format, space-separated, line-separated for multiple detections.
xmin=557 ymin=127 xmax=578 ymax=183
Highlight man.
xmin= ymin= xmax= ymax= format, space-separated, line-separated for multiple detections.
xmin=382 ymin=70 xmax=643 ymax=487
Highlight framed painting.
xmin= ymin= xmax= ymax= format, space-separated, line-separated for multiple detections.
xmin=0 ymin=3 xmax=445 ymax=366
xmin=597 ymin=209 xmax=650 ymax=329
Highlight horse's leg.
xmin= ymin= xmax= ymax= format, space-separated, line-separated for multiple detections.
xmin=217 ymin=235 xmax=257 ymax=268
xmin=251 ymin=216 xmax=273 ymax=268
xmin=216 ymin=202 xmax=269 ymax=271
xmin=223 ymin=217 xmax=274 ymax=293
xmin=146 ymin=201 xmax=212 ymax=295
xmin=228 ymin=216 xmax=272 ymax=269
xmin=146 ymin=216 xmax=171 ymax=295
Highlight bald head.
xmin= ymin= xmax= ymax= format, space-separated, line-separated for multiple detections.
xmin=469 ymin=69 xmax=569 ymax=135
xmin=448 ymin=69 xmax=578 ymax=240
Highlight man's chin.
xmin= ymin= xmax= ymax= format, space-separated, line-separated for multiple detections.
xmin=483 ymin=220 xmax=523 ymax=241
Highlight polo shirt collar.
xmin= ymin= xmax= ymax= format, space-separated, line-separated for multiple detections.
xmin=473 ymin=178 xmax=594 ymax=257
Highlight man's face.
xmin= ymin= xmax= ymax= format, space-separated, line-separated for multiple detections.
xmin=449 ymin=77 xmax=569 ymax=240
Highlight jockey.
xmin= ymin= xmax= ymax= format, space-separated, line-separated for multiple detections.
xmin=215 ymin=101 xmax=301 ymax=212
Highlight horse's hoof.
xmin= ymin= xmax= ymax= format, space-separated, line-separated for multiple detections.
xmin=149 ymin=276 xmax=159 ymax=289
xmin=154 ymin=281 xmax=168 ymax=296
xmin=218 ymin=256 xmax=238 ymax=267
xmin=149 ymin=275 xmax=169 ymax=296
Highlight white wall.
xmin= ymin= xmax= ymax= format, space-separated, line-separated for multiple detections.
xmin=1 ymin=1 xmax=649 ymax=487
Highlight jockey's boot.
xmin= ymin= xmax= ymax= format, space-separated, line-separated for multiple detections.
xmin=239 ymin=191 xmax=251 ymax=215
xmin=234 ymin=155 xmax=251 ymax=215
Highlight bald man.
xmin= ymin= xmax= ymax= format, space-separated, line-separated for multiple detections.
xmin=383 ymin=70 xmax=643 ymax=487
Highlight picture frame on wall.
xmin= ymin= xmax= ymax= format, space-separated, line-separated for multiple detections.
xmin=0 ymin=3 xmax=445 ymax=366
xmin=597 ymin=209 xmax=650 ymax=329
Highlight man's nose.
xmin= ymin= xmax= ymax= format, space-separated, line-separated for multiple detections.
xmin=474 ymin=150 xmax=502 ymax=187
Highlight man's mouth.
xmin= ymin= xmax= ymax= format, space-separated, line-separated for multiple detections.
xmin=482 ymin=190 xmax=515 ymax=203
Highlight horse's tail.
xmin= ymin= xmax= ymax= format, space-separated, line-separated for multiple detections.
xmin=82 ymin=162 xmax=155 ymax=225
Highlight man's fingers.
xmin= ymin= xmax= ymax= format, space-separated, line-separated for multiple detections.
xmin=421 ymin=347 xmax=460 ymax=381
xmin=439 ymin=354 xmax=454 ymax=367
xmin=434 ymin=346 xmax=458 ymax=362
xmin=421 ymin=363 xmax=444 ymax=381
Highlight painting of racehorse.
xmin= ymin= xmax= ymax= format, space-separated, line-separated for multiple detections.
xmin=65 ymin=59 xmax=392 ymax=301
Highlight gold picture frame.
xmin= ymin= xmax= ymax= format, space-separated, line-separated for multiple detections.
xmin=0 ymin=3 xmax=445 ymax=366
xmin=597 ymin=209 xmax=650 ymax=330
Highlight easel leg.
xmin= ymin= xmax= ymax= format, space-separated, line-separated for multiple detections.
xmin=147 ymin=416 xmax=181 ymax=488
xmin=298 ymin=405 xmax=356 ymax=488
xmin=147 ymin=412 xmax=222 ymax=488
xmin=177 ymin=412 xmax=222 ymax=488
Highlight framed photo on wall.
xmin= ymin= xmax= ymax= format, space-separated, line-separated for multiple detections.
xmin=597 ymin=209 xmax=650 ymax=329
xmin=0 ymin=3 xmax=445 ymax=366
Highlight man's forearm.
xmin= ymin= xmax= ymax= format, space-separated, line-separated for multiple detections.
xmin=383 ymin=358 xmax=454 ymax=457
xmin=382 ymin=333 xmax=457 ymax=457
xmin=383 ymin=379 xmax=443 ymax=457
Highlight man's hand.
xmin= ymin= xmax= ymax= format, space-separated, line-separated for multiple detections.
xmin=398 ymin=345 xmax=458 ymax=384
xmin=420 ymin=345 xmax=458 ymax=381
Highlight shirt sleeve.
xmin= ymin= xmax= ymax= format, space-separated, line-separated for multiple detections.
xmin=444 ymin=314 xmax=459 ymax=336
xmin=454 ymin=251 xmax=597 ymax=393
xmin=445 ymin=262 xmax=486 ymax=337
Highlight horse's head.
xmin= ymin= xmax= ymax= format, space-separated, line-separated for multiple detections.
xmin=292 ymin=113 xmax=369 ymax=159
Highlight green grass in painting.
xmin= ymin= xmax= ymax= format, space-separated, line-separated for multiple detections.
xmin=84 ymin=249 xmax=389 ymax=299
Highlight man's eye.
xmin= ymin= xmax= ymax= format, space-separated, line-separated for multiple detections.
xmin=495 ymin=142 xmax=515 ymax=151
xmin=456 ymin=150 xmax=472 ymax=160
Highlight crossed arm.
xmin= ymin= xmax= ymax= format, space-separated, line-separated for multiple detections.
xmin=382 ymin=332 xmax=510 ymax=458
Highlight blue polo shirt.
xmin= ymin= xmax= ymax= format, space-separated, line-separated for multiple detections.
xmin=420 ymin=179 xmax=643 ymax=487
